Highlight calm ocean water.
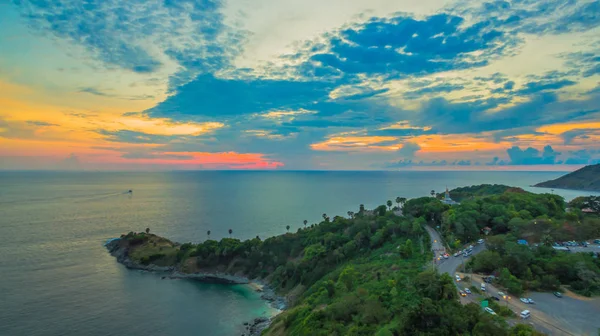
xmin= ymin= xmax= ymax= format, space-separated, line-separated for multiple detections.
xmin=1 ymin=170 xmax=598 ymax=336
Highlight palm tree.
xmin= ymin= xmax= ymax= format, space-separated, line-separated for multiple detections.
xmin=399 ymin=197 xmax=407 ymax=207
xmin=387 ymin=200 xmax=392 ymax=210
xmin=303 ymin=220 xmax=308 ymax=228
xmin=145 ymin=228 xmax=150 ymax=234
xmin=430 ymin=190 xmax=435 ymax=197
xmin=395 ymin=197 xmax=401 ymax=210
xmin=347 ymin=211 xmax=354 ymax=219
xmin=322 ymin=213 xmax=327 ymax=222
xmin=228 ymin=229 xmax=233 ymax=238
xmin=286 ymin=225 xmax=290 ymax=232
xmin=207 ymin=230 xmax=211 ymax=239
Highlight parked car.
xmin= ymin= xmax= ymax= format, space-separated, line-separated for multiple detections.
xmin=464 ymin=288 xmax=471 ymax=294
xmin=520 ymin=310 xmax=531 ymax=319
xmin=491 ymin=296 xmax=500 ymax=301
xmin=520 ymin=298 xmax=529 ymax=304
xmin=497 ymin=291 xmax=506 ymax=298
xmin=581 ymin=242 xmax=588 ymax=247
xmin=481 ymin=283 xmax=486 ymax=291
xmin=443 ymin=253 xmax=449 ymax=259
xmin=459 ymin=290 xmax=467 ymax=297
xmin=553 ymin=292 xmax=563 ymax=298
xmin=527 ymin=298 xmax=535 ymax=304
xmin=484 ymin=307 xmax=496 ymax=315
xmin=453 ymin=252 xmax=460 ymax=257
xmin=478 ymin=238 xmax=484 ymax=244
xmin=456 ymin=275 xmax=461 ymax=282
xmin=594 ymin=239 xmax=600 ymax=244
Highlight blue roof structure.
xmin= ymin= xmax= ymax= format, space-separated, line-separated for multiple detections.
xmin=517 ymin=240 xmax=528 ymax=246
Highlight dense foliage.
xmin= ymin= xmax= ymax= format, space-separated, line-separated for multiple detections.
xmin=534 ymin=164 xmax=600 ymax=192
xmin=119 ymin=184 xmax=600 ymax=335
xmin=121 ymin=200 xmax=537 ymax=335
xmin=429 ymin=185 xmax=600 ymax=297
xmin=444 ymin=184 xmax=523 ymax=202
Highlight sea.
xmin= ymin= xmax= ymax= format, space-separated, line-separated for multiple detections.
xmin=1 ymin=170 xmax=599 ymax=336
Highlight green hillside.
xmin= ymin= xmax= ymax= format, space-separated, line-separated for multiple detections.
xmin=534 ymin=164 xmax=600 ymax=191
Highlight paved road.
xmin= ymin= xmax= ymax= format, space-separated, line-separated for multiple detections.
xmin=424 ymin=225 xmax=486 ymax=276
xmin=565 ymin=244 xmax=600 ymax=254
xmin=424 ymin=226 xmax=590 ymax=335
xmin=528 ymin=292 xmax=600 ymax=335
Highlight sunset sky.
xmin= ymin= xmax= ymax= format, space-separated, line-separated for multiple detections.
xmin=1 ymin=0 xmax=599 ymax=170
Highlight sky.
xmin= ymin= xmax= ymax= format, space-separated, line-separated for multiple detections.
xmin=0 ymin=0 xmax=599 ymax=171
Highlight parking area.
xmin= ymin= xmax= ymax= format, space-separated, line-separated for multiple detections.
xmin=527 ymin=291 xmax=600 ymax=336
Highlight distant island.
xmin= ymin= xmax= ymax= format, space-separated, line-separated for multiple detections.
xmin=535 ymin=164 xmax=600 ymax=191
xmin=107 ymin=184 xmax=600 ymax=336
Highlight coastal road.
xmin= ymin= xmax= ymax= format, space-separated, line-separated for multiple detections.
xmin=423 ymin=226 xmax=570 ymax=335
xmin=424 ymin=227 xmax=600 ymax=335
xmin=424 ymin=225 xmax=486 ymax=277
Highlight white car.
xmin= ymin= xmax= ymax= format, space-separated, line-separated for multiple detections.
xmin=455 ymin=275 xmax=461 ymax=282
xmin=453 ymin=252 xmax=459 ymax=257
xmin=478 ymin=239 xmax=484 ymax=244
xmin=520 ymin=298 xmax=529 ymax=304
xmin=527 ymin=298 xmax=535 ymax=304
xmin=464 ymin=288 xmax=471 ymax=294
xmin=498 ymin=291 xmax=506 ymax=298
xmin=484 ymin=307 xmax=496 ymax=315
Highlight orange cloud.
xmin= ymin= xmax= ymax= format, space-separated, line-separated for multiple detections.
xmin=412 ymin=134 xmax=508 ymax=153
xmin=109 ymin=151 xmax=284 ymax=169
xmin=311 ymin=136 xmax=400 ymax=151
xmin=537 ymin=122 xmax=600 ymax=134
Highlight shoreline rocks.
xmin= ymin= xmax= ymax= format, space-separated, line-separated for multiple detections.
xmin=105 ymin=237 xmax=286 ymax=335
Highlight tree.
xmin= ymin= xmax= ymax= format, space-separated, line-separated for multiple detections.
xmin=145 ymin=228 xmax=150 ymax=234
xmin=228 ymin=229 xmax=233 ymax=237
xmin=359 ymin=204 xmax=365 ymax=214
xmin=396 ymin=197 xmax=402 ymax=210
xmin=323 ymin=213 xmax=328 ymax=222
xmin=541 ymin=234 xmax=554 ymax=247
xmin=403 ymin=239 xmax=414 ymax=257
xmin=286 ymin=225 xmax=290 ymax=232
xmin=431 ymin=190 xmax=435 ymax=197
xmin=338 ymin=266 xmax=357 ymax=291
xmin=387 ymin=200 xmax=393 ymax=210
xmin=207 ymin=230 xmax=211 ymax=239
xmin=303 ymin=219 xmax=308 ymax=228
xmin=347 ymin=211 xmax=354 ymax=219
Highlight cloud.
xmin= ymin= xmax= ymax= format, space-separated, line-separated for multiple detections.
xmin=415 ymin=90 xmax=600 ymax=134
xmin=517 ymin=79 xmax=577 ymax=95
xmin=561 ymin=128 xmax=594 ymax=144
xmin=506 ymin=145 xmax=560 ymax=165
xmin=26 ymin=121 xmax=57 ymax=127
xmin=293 ymin=13 xmax=514 ymax=80
xmin=311 ymin=135 xmax=401 ymax=152
xmin=563 ymin=149 xmax=600 ymax=165
xmin=382 ymin=159 xmax=473 ymax=168
xmin=12 ymin=0 xmax=244 ymax=83
xmin=147 ymin=73 xmax=336 ymax=118
xmin=403 ymin=83 xmax=465 ymax=100
xmin=56 ymin=153 xmax=81 ymax=170
xmin=78 ymin=87 xmax=155 ymax=100
xmin=98 ymin=130 xmax=180 ymax=144
xmin=456 ymin=0 xmax=600 ymax=35
xmin=397 ymin=142 xmax=421 ymax=158
xmin=79 ymin=87 xmax=111 ymax=97
xmin=120 ymin=150 xmax=194 ymax=160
